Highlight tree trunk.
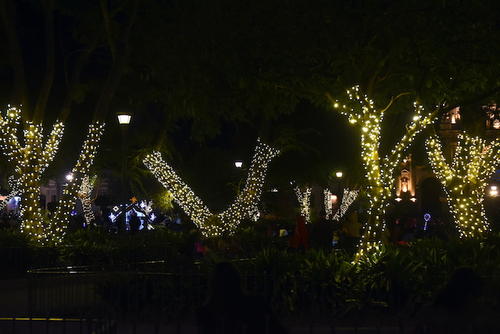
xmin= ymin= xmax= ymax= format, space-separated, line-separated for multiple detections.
xmin=448 ymin=194 xmax=489 ymax=238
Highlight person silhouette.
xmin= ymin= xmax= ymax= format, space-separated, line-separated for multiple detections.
xmin=197 ymin=262 xmax=287 ymax=334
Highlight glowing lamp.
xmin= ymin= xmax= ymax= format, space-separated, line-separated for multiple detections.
xmin=395 ymin=197 xmax=402 ymax=202
xmin=335 ymin=171 xmax=343 ymax=178
xmin=234 ymin=161 xmax=243 ymax=168
xmin=330 ymin=194 xmax=338 ymax=203
xmin=117 ymin=112 xmax=132 ymax=125
xmin=410 ymin=197 xmax=417 ymax=202
xmin=489 ymin=185 xmax=498 ymax=197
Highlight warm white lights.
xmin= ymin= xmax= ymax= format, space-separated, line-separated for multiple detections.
xmin=65 ymin=173 xmax=74 ymax=182
xmin=234 ymin=161 xmax=243 ymax=168
xmin=426 ymin=133 xmax=499 ymax=238
xmin=329 ymin=86 xmax=436 ymax=257
xmin=294 ymin=186 xmax=312 ymax=223
xmin=332 ymin=188 xmax=359 ymax=221
xmin=335 ymin=171 xmax=343 ymax=178
xmin=0 ymin=106 xmax=105 ymax=244
xmin=78 ymin=175 xmax=97 ymax=225
xmin=144 ymin=138 xmax=279 ymax=236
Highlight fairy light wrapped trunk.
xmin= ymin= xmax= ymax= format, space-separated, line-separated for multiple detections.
xmin=294 ymin=186 xmax=312 ymax=223
xmin=78 ymin=175 xmax=98 ymax=225
xmin=328 ymin=87 xmax=436 ymax=258
xmin=49 ymin=122 xmax=105 ymax=241
xmin=0 ymin=106 xmax=105 ymax=244
xmin=144 ymin=138 xmax=279 ymax=237
xmin=426 ymin=134 xmax=499 ymax=238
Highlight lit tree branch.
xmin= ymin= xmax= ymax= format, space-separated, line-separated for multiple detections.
xmin=144 ymin=139 xmax=279 ymax=236
xmin=49 ymin=121 xmax=105 ymax=242
xmin=41 ymin=121 xmax=64 ymax=172
xmin=294 ymin=186 xmax=312 ymax=223
xmin=143 ymin=151 xmax=213 ymax=228
xmin=219 ymin=139 xmax=279 ymax=230
xmin=383 ymin=103 xmax=437 ymax=179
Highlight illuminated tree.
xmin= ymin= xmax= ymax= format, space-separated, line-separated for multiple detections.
xmin=426 ymin=133 xmax=500 ymax=238
xmin=144 ymin=138 xmax=279 ymax=236
xmin=328 ymin=86 xmax=436 ymax=256
xmin=0 ymin=106 xmax=104 ymax=244
xmin=294 ymin=186 xmax=311 ymax=223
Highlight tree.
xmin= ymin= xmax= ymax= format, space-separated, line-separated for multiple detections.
xmin=328 ymin=86 xmax=436 ymax=256
xmin=426 ymin=133 xmax=500 ymax=238
xmin=0 ymin=107 xmax=104 ymax=243
xmin=143 ymin=139 xmax=279 ymax=237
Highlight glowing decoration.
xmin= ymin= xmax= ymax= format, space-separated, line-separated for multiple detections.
xmin=0 ymin=106 xmax=105 ymax=244
xmin=47 ymin=122 xmax=105 ymax=243
xmin=140 ymin=200 xmax=153 ymax=215
xmin=426 ymin=133 xmax=499 ymax=238
xmin=332 ymin=188 xmax=359 ymax=221
xmin=324 ymin=189 xmax=335 ymax=219
xmin=109 ymin=201 xmax=156 ymax=230
xmin=423 ymin=213 xmax=431 ymax=231
xmin=78 ymin=175 xmax=97 ymax=225
xmin=65 ymin=173 xmax=74 ymax=182
xmin=294 ymin=186 xmax=311 ymax=223
xmin=0 ymin=176 xmax=20 ymax=210
xmin=144 ymin=138 xmax=279 ymax=236
xmin=328 ymin=86 xmax=436 ymax=257
xmin=0 ymin=107 xmax=64 ymax=242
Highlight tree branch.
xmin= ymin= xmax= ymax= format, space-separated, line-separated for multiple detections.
xmin=379 ymin=92 xmax=411 ymax=114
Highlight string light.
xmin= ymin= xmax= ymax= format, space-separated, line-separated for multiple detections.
xmin=78 ymin=175 xmax=97 ymax=225
xmin=0 ymin=106 xmax=104 ymax=244
xmin=426 ymin=133 xmax=499 ymax=238
xmin=294 ymin=186 xmax=312 ymax=223
xmin=49 ymin=122 xmax=105 ymax=243
xmin=329 ymin=86 xmax=436 ymax=257
xmin=0 ymin=107 xmax=64 ymax=243
xmin=144 ymin=138 xmax=279 ymax=236
xmin=332 ymin=188 xmax=359 ymax=221
xmin=324 ymin=189 xmax=334 ymax=219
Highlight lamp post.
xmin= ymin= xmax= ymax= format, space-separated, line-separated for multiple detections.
xmin=117 ymin=111 xmax=132 ymax=201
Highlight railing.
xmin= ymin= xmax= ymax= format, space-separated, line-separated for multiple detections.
xmin=0 ymin=317 xmax=115 ymax=334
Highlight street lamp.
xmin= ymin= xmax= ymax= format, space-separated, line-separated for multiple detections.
xmin=234 ymin=161 xmax=243 ymax=168
xmin=117 ymin=112 xmax=132 ymax=125
xmin=117 ymin=111 xmax=132 ymax=201
xmin=489 ymin=185 xmax=498 ymax=197
xmin=335 ymin=171 xmax=343 ymax=178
